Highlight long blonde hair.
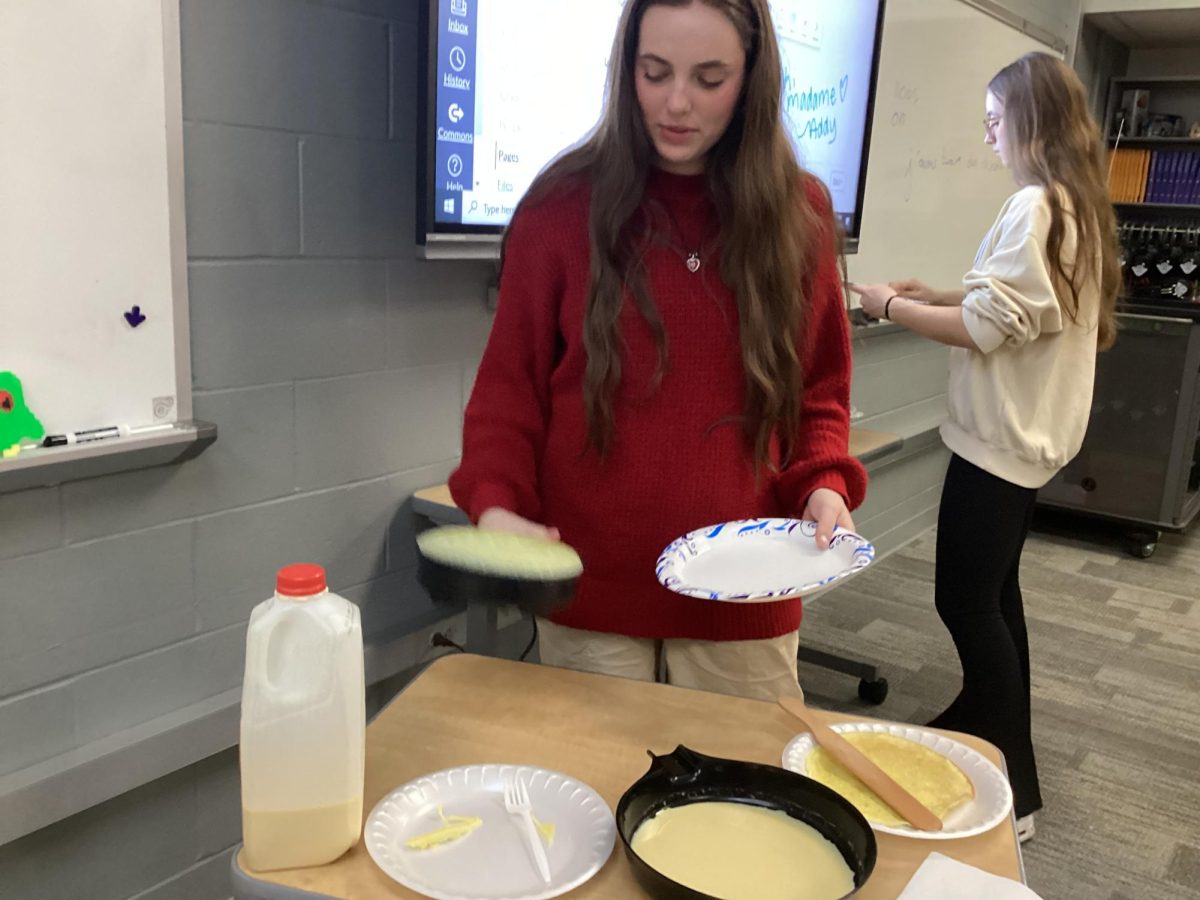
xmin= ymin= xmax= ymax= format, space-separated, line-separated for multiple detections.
xmin=989 ymin=52 xmax=1120 ymax=350
xmin=503 ymin=0 xmax=836 ymax=467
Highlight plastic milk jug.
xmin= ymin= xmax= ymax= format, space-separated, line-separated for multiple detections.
xmin=239 ymin=564 xmax=365 ymax=871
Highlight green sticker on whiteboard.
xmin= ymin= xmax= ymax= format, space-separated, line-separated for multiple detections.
xmin=0 ymin=372 xmax=45 ymax=458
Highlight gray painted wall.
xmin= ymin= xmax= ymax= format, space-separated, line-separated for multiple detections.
xmin=1127 ymin=45 xmax=1200 ymax=76
xmin=0 ymin=0 xmax=1075 ymax=896
xmin=985 ymin=0 xmax=1082 ymax=46
xmin=1075 ymin=18 xmax=1132 ymax=115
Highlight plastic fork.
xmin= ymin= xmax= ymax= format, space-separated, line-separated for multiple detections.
xmin=503 ymin=773 xmax=551 ymax=883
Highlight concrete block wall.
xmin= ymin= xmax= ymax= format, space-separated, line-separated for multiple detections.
xmin=0 ymin=1 xmax=490 ymax=897
xmin=0 ymin=751 xmax=241 ymax=900
xmin=0 ymin=1 xmax=1076 ymax=897
xmin=849 ymin=328 xmax=953 ymax=556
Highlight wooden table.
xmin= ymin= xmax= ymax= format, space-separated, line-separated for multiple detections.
xmin=848 ymin=428 xmax=904 ymax=465
xmin=232 ymin=654 xmax=1022 ymax=899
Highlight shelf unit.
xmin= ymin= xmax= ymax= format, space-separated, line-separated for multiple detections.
xmin=1103 ymin=75 xmax=1200 ymax=141
xmin=1113 ymin=201 xmax=1200 ymax=212
xmin=1108 ymin=137 xmax=1200 ymax=148
xmin=1042 ymin=31 xmax=1200 ymax=553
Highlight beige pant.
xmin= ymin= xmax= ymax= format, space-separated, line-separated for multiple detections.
xmin=536 ymin=618 xmax=804 ymax=702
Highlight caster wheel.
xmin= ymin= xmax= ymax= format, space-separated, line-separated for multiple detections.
xmin=858 ymin=677 xmax=888 ymax=705
xmin=1126 ymin=531 xmax=1157 ymax=559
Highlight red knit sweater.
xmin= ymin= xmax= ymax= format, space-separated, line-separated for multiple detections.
xmin=449 ymin=168 xmax=866 ymax=640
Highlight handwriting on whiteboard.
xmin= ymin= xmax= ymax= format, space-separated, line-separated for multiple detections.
xmin=889 ymin=80 xmax=919 ymax=128
xmin=899 ymin=146 xmax=1006 ymax=203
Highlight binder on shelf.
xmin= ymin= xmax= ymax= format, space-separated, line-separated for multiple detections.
xmin=1146 ymin=151 xmax=1161 ymax=203
xmin=1109 ymin=148 xmax=1149 ymax=203
xmin=1109 ymin=148 xmax=1200 ymax=208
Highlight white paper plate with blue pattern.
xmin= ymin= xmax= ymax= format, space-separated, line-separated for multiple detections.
xmin=656 ymin=518 xmax=875 ymax=602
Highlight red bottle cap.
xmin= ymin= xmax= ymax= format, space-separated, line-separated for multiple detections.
xmin=276 ymin=563 xmax=327 ymax=597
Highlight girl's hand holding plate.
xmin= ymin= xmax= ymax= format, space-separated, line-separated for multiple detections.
xmin=802 ymin=488 xmax=855 ymax=550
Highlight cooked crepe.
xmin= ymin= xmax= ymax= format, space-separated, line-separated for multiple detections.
xmin=805 ymin=733 xmax=975 ymax=827
xmin=417 ymin=525 xmax=582 ymax=580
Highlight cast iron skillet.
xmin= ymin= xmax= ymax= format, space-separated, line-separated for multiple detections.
xmin=616 ymin=745 xmax=877 ymax=899
xmin=416 ymin=536 xmax=579 ymax=618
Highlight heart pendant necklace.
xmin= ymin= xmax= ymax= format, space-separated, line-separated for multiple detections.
xmin=660 ymin=202 xmax=705 ymax=274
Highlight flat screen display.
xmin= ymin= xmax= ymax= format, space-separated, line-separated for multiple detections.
xmin=418 ymin=0 xmax=885 ymax=252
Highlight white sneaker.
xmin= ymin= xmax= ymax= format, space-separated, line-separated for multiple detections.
xmin=1016 ymin=813 xmax=1036 ymax=844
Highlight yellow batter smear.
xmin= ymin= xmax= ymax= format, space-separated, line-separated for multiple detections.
xmin=631 ymin=801 xmax=854 ymax=900
xmin=404 ymin=805 xmax=556 ymax=851
xmin=404 ymin=805 xmax=484 ymax=850
xmin=533 ymin=815 xmax=556 ymax=847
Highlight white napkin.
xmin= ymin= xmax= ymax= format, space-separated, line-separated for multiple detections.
xmin=898 ymin=852 xmax=1045 ymax=900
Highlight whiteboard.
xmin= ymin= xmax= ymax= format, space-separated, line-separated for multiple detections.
xmin=0 ymin=0 xmax=190 ymax=441
xmin=846 ymin=0 xmax=1061 ymax=293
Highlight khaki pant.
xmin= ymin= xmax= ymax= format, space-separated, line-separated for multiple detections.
xmin=535 ymin=618 xmax=804 ymax=702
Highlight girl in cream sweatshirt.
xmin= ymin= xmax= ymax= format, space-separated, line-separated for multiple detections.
xmin=941 ymin=183 xmax=1104 ymax=489
xmin=850 ymin=52 xmax=1120 ymax=839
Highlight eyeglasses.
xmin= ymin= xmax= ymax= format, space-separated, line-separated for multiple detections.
xmin=982 ymin=115 xmax=1003 ymax=135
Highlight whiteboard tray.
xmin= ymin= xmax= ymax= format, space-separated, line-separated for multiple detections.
xmin=0 ymin=421 xmax=216 ymax=494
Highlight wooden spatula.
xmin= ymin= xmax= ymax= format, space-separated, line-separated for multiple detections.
xmin=778 ymin=696 xmax=943 ymax=832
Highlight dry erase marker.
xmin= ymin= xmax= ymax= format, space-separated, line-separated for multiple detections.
xmin=42 ymin=426 xmax=122 ymax=447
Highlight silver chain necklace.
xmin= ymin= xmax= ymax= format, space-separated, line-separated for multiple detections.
xmin=658 ymin=203 xmax=705 ymax=274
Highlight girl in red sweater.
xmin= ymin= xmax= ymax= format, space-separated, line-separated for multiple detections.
xmin=449 ymin=0 xmax=866 ymax=699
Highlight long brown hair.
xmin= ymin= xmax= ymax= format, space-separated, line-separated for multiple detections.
xmin=502 ymin=0 xmax=835 ymax=467
xmin=989 ymin=53 xmax=1120 ymax=350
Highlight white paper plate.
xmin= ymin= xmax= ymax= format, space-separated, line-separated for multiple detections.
xmin=364 ymin=763 xmax=616 ymax=900
xmin=656 ymin=518 xmax=875 ymax=602
xmin=781 ymin=722 xmax=1013 ymax=840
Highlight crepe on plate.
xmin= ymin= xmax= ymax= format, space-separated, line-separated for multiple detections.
xmin=805 ymin=732 xmax=974 ymax=827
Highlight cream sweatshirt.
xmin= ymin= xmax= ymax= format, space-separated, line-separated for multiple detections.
xmin=940 ymin=185 xmax=1103 ymax=489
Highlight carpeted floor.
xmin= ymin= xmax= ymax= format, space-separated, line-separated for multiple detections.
xmin=797 ymin=513 xmax=1200 ymax=900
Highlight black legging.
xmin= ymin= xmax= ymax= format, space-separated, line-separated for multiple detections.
xmin=927 ymin=454 xmax=1043 ymax=818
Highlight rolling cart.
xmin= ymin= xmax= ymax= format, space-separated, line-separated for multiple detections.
xmin=1038 ymin=308 xmax=1200 ymax=557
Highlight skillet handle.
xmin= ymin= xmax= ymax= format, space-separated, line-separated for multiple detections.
xmin=646 ymin=745 xmax=706 ymax=785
